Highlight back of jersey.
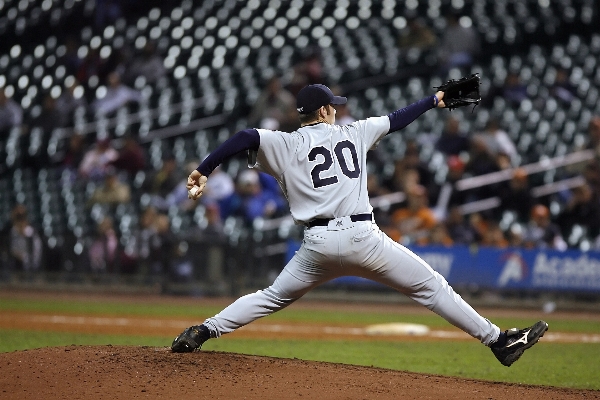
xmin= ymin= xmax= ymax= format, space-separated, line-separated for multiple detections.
xmin=255 ymin=117 xmax=389 ymax=224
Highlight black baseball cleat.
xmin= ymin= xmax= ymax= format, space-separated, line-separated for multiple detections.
xmin=171 ymin=325 xmax=210 ymax=353
xmin=491 ymin=320 xmax=549 ymax=367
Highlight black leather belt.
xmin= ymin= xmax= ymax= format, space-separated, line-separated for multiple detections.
xmin=306 ymin=213 xmax=373 ymax=228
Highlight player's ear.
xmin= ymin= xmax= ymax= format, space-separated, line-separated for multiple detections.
xmin=318 ymin=105 xmax=327 ymax=119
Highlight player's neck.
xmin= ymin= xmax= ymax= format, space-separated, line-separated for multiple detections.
xmin=301 ymin=120 xmax=331 ymax=127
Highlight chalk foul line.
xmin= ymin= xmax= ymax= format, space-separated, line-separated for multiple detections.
xmin=7 ymin=314 xmax=600 ymax=344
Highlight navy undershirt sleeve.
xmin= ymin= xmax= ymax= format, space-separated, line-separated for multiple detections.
xmin=387 ymin=95 xmax=436 ymax=134
xmin=196 ymin=128 xmax=260 ymax=176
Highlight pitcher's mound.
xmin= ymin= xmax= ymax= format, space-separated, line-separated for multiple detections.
xmin=0 ymin=345 xmax=592 ymax=399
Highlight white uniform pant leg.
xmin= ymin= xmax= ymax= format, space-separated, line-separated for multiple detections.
xmin=203 ymin=242 xmax=332 ymax=337
xmin=352 ymin=226 xmax=500 ymax=346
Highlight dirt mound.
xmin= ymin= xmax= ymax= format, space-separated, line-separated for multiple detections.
xmin=0 ymin=345 xmax=595 ymax=399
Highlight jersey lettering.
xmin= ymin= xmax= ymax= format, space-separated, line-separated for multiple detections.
xmin=308 ymin=141 xmax=360 ymax=189
xmin=335 ymin=140 xmax=360 ymax=178
xmin=308 ymin=146 xmax=339 ymax=188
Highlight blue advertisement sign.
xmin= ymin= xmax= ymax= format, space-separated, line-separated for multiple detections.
xmin=478 ymin=248 xmax=600 ymax=291
xmin=285 ymin=240 xmax=600 ymax=292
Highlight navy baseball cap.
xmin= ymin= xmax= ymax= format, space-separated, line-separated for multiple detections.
xmin=296 ymin=84 xmax=347 ymax=114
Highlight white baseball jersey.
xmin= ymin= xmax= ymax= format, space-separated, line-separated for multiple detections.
xmin=253 ymin=117 xmax=390 ymax=224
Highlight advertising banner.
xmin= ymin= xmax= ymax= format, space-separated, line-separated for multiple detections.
xmin=285 ymin=240 xmax=600 ymax=292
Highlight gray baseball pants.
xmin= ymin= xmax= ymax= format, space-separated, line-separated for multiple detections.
xmin=204 ymin=218 xmax=500 ymax=346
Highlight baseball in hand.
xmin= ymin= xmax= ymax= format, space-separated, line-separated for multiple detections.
xmin=188 ymin=186 xmax=202 ymax=199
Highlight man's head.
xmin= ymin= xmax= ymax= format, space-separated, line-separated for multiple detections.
xmin=530 ymin=204 xmax=550 ymax=228
xmin=161 ymin=154 xmax=176 ymax=172
xmin=236 ymin=169 xmax=261 ymax=196
xmin=96 ymin=138 xmax=111 ymax=151
xmin=296 ymin=84 xmax=346 ymax=125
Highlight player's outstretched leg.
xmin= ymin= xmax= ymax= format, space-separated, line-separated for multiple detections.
xmin=490 ymin=320 xmax=548 ymax=367
xmin=171 ymin=325 xmax=211 ymax=353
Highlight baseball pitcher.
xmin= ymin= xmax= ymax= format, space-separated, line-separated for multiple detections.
xmin=173 ymin=83 xmax=548 ymax=367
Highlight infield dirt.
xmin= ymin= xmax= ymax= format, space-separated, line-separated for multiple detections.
xmin=1 ymin=345 xmax=599 ymax=400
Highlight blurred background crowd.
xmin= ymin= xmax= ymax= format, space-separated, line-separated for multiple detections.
xmin=0 ymin=0 xmax=599 ymax=290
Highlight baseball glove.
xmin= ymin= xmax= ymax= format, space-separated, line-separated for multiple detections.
xmin=435 ymin=73 xmax=481 ymax=110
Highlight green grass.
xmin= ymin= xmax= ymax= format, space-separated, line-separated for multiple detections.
xmin=0 ymin=329 xmax=170 ymax=352
xmin=203 ymin=339 xmax=600 ymax=389
xmin=0 ymin=297 xmax=223 ymax=319
xmin=3 ymin=296 xmax=600 ymax=333
xmin=1 ymin=296 xmax=600 ymax=390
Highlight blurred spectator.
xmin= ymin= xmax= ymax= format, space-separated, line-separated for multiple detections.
xmin=498 ymin=168 xmax=535 ymax=222
xmin=556 ymin=182 xmax=600 ymax=239
xmin=506 ymin=223 xmax=526 ymax=248
xmin=200 ymin=165 xmax=235 ymax=207
xmin=79 ymin=138 xmax=119 ymax=180
xmin=474 ymin=119 xmax=517 ymax=163
xmin=87 ymin=167 xmax=131 ymax=206
xmin=445 ymin=155 xmax=470 ymax=207
xmin=385 ymin=166 xmax=420 ymax=196
xmin=501 ymin=72 xmax=529 ymax=107
xmin=144 ymin=154 xmax=181 ymax=198
xmin=29 ymin=94 xmax=63 ymax=133
xmin=288 ymin=49 xmax=325 ymax=95
xmin=480 ymin=221 xmax=509 ymax=248
xmin=248 ymin=76 xmax=298 ymax=132
xmin=582 ymin=161 xmax=600 ymax=196
xmin=437 ymin=13 xmax=480 ymax=74
xmin=121 ymin=207 xmax=173 ymax=275
xmin=56 ymin=80 xmax=88 ymax=126
xmin=495 ymin=152 xmax=513 ymax=171
xmin=367 ymin=172 xmax=393 ymax=227
xmin=384 ymin=141 xmax=435 ymax=198
xmin=464 ymin=137 xmax=500 ymax=201
xmin=586 ymin=116 xmax=600 ymax=155
xmin=551 ymin=68 xmax=577 ymax=105
xmin=390 ymin=184 xmax=437 ymax=245
xmin=220 ymin=169 xmax=287 ymax=225
xmin=397 ymin=16 xmax=438 ymax=52
xmin=125 ymin=41 xmax=166 ymax=85
xmin=465 ymin=136 xmax=499 ymax=176
xmin=367 ymin=173 xmax=390 ymax=198
xmin=258 ymin=172 xmax=284 ymax=198
xmin=151 ymin=161 xmax=202 ymax=212
xmin=93 ymin=72 xmax=142 ymax=116
xmin=445 ymin=206 xmax=476 ymax=244
xmin=468 ymin=212 xmax=489 ymax=243
xmin=334 ymin=102 xmax=356 ymax=126
xmin=169 ymin=240 xmax=195 ymax=282
xmin=483 ymin=72 xmax=529 ymax=109
xmin=435 ymin=116 xmax=470 ymax=156
xmin=58 ymin=132 xmax=86 ymax=170
xmin=567 ymin=117 xmax=600 ymax=176
xmin=110 ymin=134 xmax=146 ymax=176
xmin=523 ymin=205 xmax=567 ymax=250
xmin=88 ymin=216 xmax=119 ymax=272
xmin=0 ymin=88 xmax=23 ymax=135
xmin=426 ymin=222 xmax=454 ymax=247
xmin=8 ymin=205 xmax=43 ymax=271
